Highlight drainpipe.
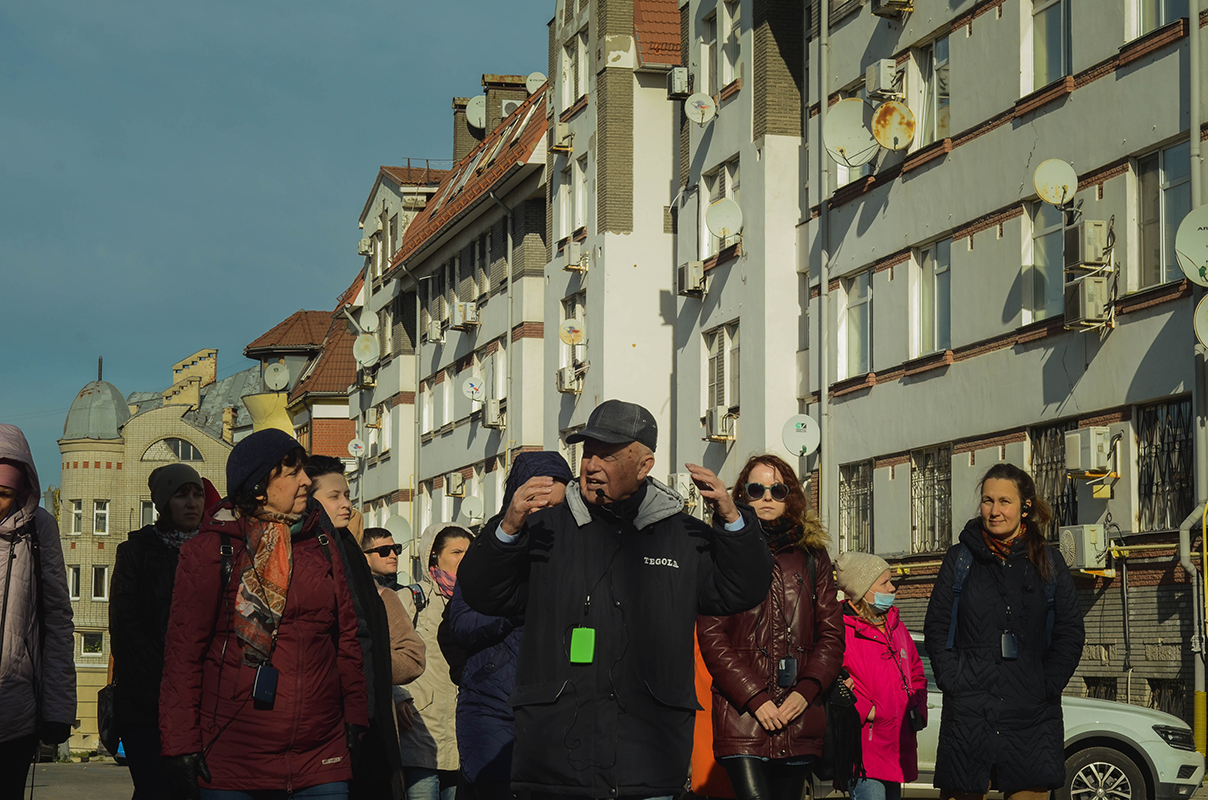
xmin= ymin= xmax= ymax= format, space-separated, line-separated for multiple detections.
xmin=817 ymin=0 xmax=833 ymax=531
xmin=1191 ymin=0 xmax=1202 ymax=212
xmin=488 ymin=191 xmax=514 ymax=469
xmin=1180 ymin=503 xmax=1205 ymax=753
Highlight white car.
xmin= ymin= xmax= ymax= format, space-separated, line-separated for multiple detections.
xmin=821 ymin=634 xmax=1205 ymax=800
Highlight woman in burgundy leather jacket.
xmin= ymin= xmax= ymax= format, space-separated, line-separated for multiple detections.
xmin=698 ymin=454 xmax=845 ymax=800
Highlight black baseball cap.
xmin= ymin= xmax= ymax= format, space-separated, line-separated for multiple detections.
xmin=566 ymin=399 xmax=657 ymax=452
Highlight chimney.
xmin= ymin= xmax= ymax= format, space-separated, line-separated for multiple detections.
xmin=452 ymin=97 xmax=484 ymax=163
xmin=483 ymin=74 xmax=530 ymax=131
xmin=222 ymin=406 xmax=237 ymax=444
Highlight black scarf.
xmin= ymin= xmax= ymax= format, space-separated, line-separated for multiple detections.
xmin=760 ymin=517 xmax=799 ymax=551
xmin=373 ymin=573 xmax=402 ymax=592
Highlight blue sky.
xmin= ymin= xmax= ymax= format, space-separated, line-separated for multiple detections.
xmin=0 ymin=0 xmax=551 ymax=492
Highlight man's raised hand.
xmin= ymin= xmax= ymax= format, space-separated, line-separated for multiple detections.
xmin=684 ymin=463 xmax=740 ymax=525
xmin=501 ymin=476 xmax=558 ymax=535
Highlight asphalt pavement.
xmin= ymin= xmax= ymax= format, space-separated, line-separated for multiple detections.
xmin=22 ymin=761 xmax=133 ymax=800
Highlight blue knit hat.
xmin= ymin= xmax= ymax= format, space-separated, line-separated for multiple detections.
xmin=226 ymin=429 xmax=304 ymax=500
xmin=500 ymin=451 xmax=574 ymax=515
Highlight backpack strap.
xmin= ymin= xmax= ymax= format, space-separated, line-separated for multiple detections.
xmin=219 ymin=533 xmax=235 ymax=588
xmin=406 ymin=583 xmax=428 ymax=627
xmin=315 ymin=532 xmax=333 ymax=566
xmin=945 ymin=544 xmax=975 ymax=651
xmin=1044 ymin=547 xmax=1057 ymax=647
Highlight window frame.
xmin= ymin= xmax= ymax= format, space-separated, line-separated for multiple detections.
xmin=910 ymin=444 xmax=953 ymax=554
xmin=701 ymin=157 xmax=740 ymax=258
xmin=720 ymin=0 xmax=741 ymax=89
xmin=574 ymin=155 xmax=588 ymax=231
xmin=1137 ymin=141 xmax=1192 ymax=291
xmin=81 ymin=631 xmax=104 ymax=656
xmin=1136 ymin=397 xmax=1194 ymax=532
xmin=1032 ymin=0 xmax=1072 ymax=91
xmin=838 ymin=460 xmax=873 ymax=553
xmin=561 ymin=163 xmax=575 ymax=239
xmin=703 ymin=321 xmax=740 ymax=412
xmin=69 ymin=500 xmax=82 ymax=535
xmin=700 ymin=12 xmax=717 ymax=97
xmin=561 ymin=292 xmax=587 ymax=369
xmin=92 ymin=564 xmax=110 ymax=601
xmin=68 ymin=565 xmax=81 ymax=600
xmin=1138 ymin=0 xmax=1189 ymax=36
xmin=1029 ymin=201 xmax=1065 ymax=322
xmin=839 ymin=271 xmax=872 ymax=379
xmin=913 ymin=238 xmax=952 ymax=357
xmin=93 ymin=500 xmax=109 ymax=536
xmin=918 ymin=34 xmax=950 ymax=147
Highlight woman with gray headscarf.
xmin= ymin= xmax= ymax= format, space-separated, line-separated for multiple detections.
xmin=110 ymin=463 xmax=206 ymax=797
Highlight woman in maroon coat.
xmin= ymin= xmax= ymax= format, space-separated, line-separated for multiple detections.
xmin=698 ymin=454 xmax=845 ymax=800
xmin=159 ymin=430 xmax=368 ymax=799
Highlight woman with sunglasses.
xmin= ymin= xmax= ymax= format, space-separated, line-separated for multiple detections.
xmin=697 ymin=454 xmax=845 ymax=800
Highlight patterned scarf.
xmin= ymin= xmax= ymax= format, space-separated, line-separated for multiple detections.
xmin=429 ymin=564 xmax=457 ymax=598
xmin=155 ymin=526 xmax=199 ymax=550
xmin=760 ymin=517 xmax=799 ymax=552
xmin=234 ymin=512 xmax=300 ymax=665
xmin=983 ymin=522 xmax=1024 ymax=563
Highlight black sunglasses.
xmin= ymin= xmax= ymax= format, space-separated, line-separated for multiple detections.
xmin=363 ymin=544 xmax=403 ymax=558
xmin=745 ymin=482 xmax=789 ymax=502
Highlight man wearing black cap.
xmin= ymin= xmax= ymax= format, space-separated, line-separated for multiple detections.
xmin=459 ymin=399 xmax=774 ymax=800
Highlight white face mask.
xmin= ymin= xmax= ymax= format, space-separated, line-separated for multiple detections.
xmin=871 ymin=592 xmax=896 ymax=613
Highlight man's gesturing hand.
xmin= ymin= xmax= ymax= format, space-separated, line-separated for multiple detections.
xmin=501 ymin=476 xmax=557 ymax=535
xmin=684 ymin=463 xmax=740 ymax=525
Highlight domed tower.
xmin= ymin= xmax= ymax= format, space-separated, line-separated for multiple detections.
xmin=58 ymin=378 xmax=131 ymax=751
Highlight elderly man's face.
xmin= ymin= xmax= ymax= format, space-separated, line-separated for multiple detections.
xmin=580 ymin=440 xmax=654 ymax=505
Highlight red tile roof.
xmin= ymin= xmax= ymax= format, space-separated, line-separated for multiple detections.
xmin=245 ymin=310 xmax=330 ymax=354
xmin=389 ymin=84 xmax=548 ymax=269
xmin=382 ymin=165 xmax=449 ymax=187
xmin=290 ymin=316 xmax=356 ymax=401
xmin=634 ymin=0 xmax=681 ymax=67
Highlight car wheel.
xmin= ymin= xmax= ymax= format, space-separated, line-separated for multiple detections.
xmin=1063 ymin=747 xmax=1148 ymax=800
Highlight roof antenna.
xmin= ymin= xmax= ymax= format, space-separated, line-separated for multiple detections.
xmin=98 ymin=357 xmax=103 ymax=382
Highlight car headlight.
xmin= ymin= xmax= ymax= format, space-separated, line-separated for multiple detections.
xmin=1153 ymin=724 xmax=1197 ymax=752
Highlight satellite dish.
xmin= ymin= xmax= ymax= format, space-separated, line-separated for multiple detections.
xmin=348 ymin=438 xmax=366 ymax=459
xmin=360 ymin=309 xmax=378 ymax=333
xmin=526 ymin=72 xmax=547 ymax=94
xmin=1195 ymin=295 xmax=1208 ymax=348
xmin=705 ymin=197 xmax=744 ymax=239
xmin=353 ymin=334 xmax=380 ymax=367
xmin=685 ymin=93 xmax=717 ymax=125
xmin=383 ymin=515 xmax=413 ymax=545
xmin=264 ymin=363 xmax=289 ymax=391
xmin=462 ymin=374 xmax=486 ymax=402
xmin=871 ymin=101 xmax=916 ymax=151
xmin=781 ymin=414 xmax=821 ymax=458
xmin=1034 ymin=159 xmax=1078 ymax=207
xmin=1175 ymin=204 xmax=1208 ymax=287
xmin=466 ymin=95 xmax=487 ymax=130
xmin=558 ymin=318 xmax=585 ymax=345
xmin=824 ymin=99 xmax=879 ymax=168
xmin=457 ymin=496 xmax=485 ymax=524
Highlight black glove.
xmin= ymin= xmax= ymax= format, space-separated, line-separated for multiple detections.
xmin=38 ymin=722 xmax=71 ymax=745
xmin=164 ymin=752 xmax=211 ymax=800
xmin=345 ymin=723 xmax=367 ymax=769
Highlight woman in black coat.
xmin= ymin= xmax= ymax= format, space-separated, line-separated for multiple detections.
xmin=923 ymin=462 xmax=1085 ymax=800
xmin=110 ymin=463 xmax=205 ymax=799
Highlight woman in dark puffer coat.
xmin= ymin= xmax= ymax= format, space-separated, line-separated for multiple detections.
xmin=445 ymin=452 xmax=572 ymax=800
xmin=110 ymin=464 xmax=205 ymax=798
xmin=923 ymin=463 xmax=1084 ymax=800
xmin=698 ymin=454 xmax=845 ymax=800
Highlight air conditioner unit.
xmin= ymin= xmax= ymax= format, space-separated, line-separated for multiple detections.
xmin=364 ymin=407 xmax=381 ymax=429
xmin=559 ymin=240 xmax=583 ymax=272
xmin=426 ymin=320 xmax=445 ymax=344
xmin=670 ymin=472 xmax=704 ymax=518
xmin=677 ymin=261 xmax=706 ymax=297
xmin=482 ymin=398 xmax=504 ymax=429
xmin=445 ymin=471 xmax=465 ymax=497
xmin=358 ymin=238 xmax=373 ymax=256
xmin=1064 ymin=426 xmax=1112 ymax=473
xmin=1063 ymin=275 xmax=1110 ymax=328
xmin=450 ymin=301 xmax=479 ymax=330
xmin=551 ymin=121 xmax=573 ymax=154
xmin=865 ymin=59 xmax=897 ymax=98
xmin=502 ymin=98 xmax=523 ymax=117
xmin=570 ymin=343 xmax=587 ymax=366
xmin=1058 ymin=524 xmax=1106 ymax=570
xmin=667 ymin=66 xmax=690 ymax=99
xmin=556 ymin=366 xmax=580 ymax=394
xmin=704 ymin=406 xmax=735 ymax=442
xmin=871 ymin=0 xmax=913 ymax=17
xmin=1065 ymin=220 xmax=1110 ymax=268
xmin=357 ymin=367 xmax=376 ymax=389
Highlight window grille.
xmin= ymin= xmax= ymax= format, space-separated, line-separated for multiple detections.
xmin=1084 ymin=676 xmax=1118 ymax=702
xmin=911 ymin=446 xmax=952 ymax=553
xmin=1030 ymin=421 xmax=1079 ymax=541
xmin=1148 ymin=678 xmax=1185 ymax=718
xmin=838 ymin=461 xmax=873 ymax=553
xmin=1137 ymin=398 xmax=1194 ymax=532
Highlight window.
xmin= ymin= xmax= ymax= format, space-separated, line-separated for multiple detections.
xmin=92 ymin=565 xmax=109 ymax=601
xmin=704 ymin=322 xmax=740 ymax=410
xmin=919 ymin=35 xmax=950 ymax=146
xmin=1140 ymin=0 xmax=1189 ymax=35
xmin=420 ymin=381 xmax=434 ymax=434
xmin=1030 ymin=202 xmax=1064 ymax=321
xmin=474 ymin=236 xmax=487 ymax=294
xmin=563 ymin=29 xmax=588 ymax=106
xmin=82 ymin=632 xmax=103 ymax=655
xmin=911 ymin=445 xmax=952 ymax=553
xmin=840 ymin=272 xmax=871 ymax=379
xmin=1032 ymin=0 xmax=1071 ymax=89
xmin=562 ymin=428 xmax=586 ymax=479
xmin=1030 ymin=420 xmax=1079 ymax=540
xmin=838 ymin=461 xmax=873 ymax=553
xmin=69 ymin=500 xmax=82 ymax=534
xmin=1138 ymin=141 xmax=1191 ymax=289
xmin=561 ymin=164 xmax=575 ymax=238
xmin=389 ymin=213 xmax=399 ymax=256
xmin=141 ymin=500 xmax=155 ymax=528
xmin=93 ymin=500 xmax=109 ymax=535
xmin=575 ymin=156 xmax=588 ymax=231
xmin=167 ymin=438 xmax=203 ymax=461
xmin=458 ymin=247 xmax=476 ymax=303
xmin=68 ymin=566 xmax=80 ymax=600
xmin=1084 ymin=676 xmax=1118 ymax=702
xmin=914 ymin=238 xmax=951 ymax=356
xmin=701 ymin=13 xmax=717 ymax=97
xmin=1137 ymin=397 xmax=1194 ymax=532
xmin=561 ymin=293 xmax=586 ymax=369
xmin=720 ymin=0 xmax=741 ymax=88
xmin=701 ymin=158 xmax=740 ymax=258
xmin=1148 ymin=678 xmax=1185 ymax=718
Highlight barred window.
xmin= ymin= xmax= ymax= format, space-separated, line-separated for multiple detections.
xmin=1084 ymin=676 xmax=1118 ymax=702
xmin=911 ymin=445 xmax=952 ymax=553
xmin=1148 ymin=677 xmax=1185 ymax=718
xmin=1137 ymin=398 xmax=1194 ymax=532
xmin=1030 ymin=421 xmax=1079 ymax=541
xmin=838 ymin=461 xmax=873 ymax=553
